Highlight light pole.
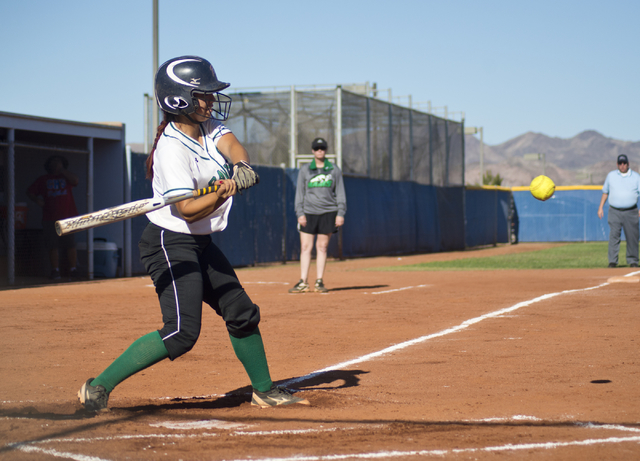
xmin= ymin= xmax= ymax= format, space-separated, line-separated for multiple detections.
xmin=465 ymin=126 xmax=484 ymax=184
xmin=152 ymin=0 xmax=159 ymax=132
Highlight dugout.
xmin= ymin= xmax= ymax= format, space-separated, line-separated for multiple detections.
xmin=0 ymin=111 xmax=126 ymax=287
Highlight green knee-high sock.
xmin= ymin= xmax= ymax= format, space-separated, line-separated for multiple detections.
xmin=91 ymin=331 xmax=169 ymax=393
xmin=229 ymin=328 xmax=273 ymax=392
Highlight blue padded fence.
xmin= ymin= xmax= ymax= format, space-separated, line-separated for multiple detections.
xmin=465 ymin=188 xmax=512 ymax=248
xmin=512 ymin=189 xmax=611 ymax=242
xmin=129 ymin=162 xmax=486 ymax=272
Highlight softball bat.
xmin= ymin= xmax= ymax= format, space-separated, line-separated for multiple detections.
xmin=55 ymin=184 xmax=220 ymax=236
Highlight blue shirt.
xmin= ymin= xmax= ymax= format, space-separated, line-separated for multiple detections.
xmin=602 ymin=169 xmax=640 ymax=209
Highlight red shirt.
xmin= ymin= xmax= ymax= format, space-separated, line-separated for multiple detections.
xmin=27 ymin=174 xmax=78 ymax=221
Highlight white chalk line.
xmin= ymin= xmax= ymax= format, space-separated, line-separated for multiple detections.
xmin=9 ymin=418 xmax=640 ymax=461
xmin=286 ymin=282 xmax=609 ymax=383
xmin=11 ymin=420 xmax=640 ymax=461
xmin=5 ymin=278 xmax=631 ymax=460
xmin=15 ymin=435 xmax=640 ymax=461
xmin=243 ymin=281 xmax=290 ymax=285
xmin=364 ymin=284 xmax=429 ymax=294
xmin=220 ymin=435 xmax=640 ymax=461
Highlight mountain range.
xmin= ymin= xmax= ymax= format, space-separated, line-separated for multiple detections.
xmin=464 ymin=130 xmax=640 ymax=187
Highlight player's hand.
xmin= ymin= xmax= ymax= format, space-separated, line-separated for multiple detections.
xmin=215 ymin=179 xmax=237 ymax=199
xmin=298 ymin=215 xmax=307 ymax=227
xmin=335 ymin=216 xmax=344 ymax=228
xmin=232 ymin=161 xmax=260 ymax=191
xmin=597 ymin=207 xmax=604 ymax=219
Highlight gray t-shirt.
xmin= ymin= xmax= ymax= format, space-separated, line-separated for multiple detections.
xmin=294 ymin=160 xmax=347 ymax=217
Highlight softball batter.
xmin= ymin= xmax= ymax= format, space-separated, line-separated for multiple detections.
xmin=78 ymin=56 xmax=309 ymax=411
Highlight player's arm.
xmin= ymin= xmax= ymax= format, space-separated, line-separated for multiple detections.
xmin=218 ymin=132 xmax=259 ymax=191
xmin=174 ymin=179 xmax=237 ymax=224
xmin=597 ymin=193 xmax=608 ymax=219
xmin=217 ymin=132 xmax=249 ymax=164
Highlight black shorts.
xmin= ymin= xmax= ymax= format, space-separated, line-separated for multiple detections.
xmin=299 ymin=212 xmax=338 ymax=235
xmin=42 ymin=220 xmax=76 ymax=250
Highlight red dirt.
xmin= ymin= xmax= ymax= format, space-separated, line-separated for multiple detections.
xmin=2 ymin=243 xmax=640 ymax=460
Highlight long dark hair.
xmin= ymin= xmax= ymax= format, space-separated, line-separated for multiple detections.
xmin=146 ymin=112 xmax=178 ymax=179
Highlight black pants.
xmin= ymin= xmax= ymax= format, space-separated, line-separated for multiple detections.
xmin=139 ymin=223 xmax=260 ymax=360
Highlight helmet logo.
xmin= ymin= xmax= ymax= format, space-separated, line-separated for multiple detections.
xmin=167 ymin=58 xmax=201 ymax=87
xmin=190 ymin=78 xmax=201 ymax=85
xmin=165 ymin=96 xmax=189 ymax=110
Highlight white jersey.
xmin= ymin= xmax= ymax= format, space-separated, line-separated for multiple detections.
xmin=147 ymin=120 xmax=234 ymax=235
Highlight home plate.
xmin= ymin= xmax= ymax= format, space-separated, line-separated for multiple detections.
xmin=607 ymin=276 xmax=640 ymax=283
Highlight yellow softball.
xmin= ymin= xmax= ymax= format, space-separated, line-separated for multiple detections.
xmin=530 ymin=175 xmax=555 ymax=201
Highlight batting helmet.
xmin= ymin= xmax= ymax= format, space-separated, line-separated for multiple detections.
xmin=155 ymin=56 xmax=231 ymax=120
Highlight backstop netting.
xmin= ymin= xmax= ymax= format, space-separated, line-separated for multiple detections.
xmin=225 ymin=87 xmax=464 ymax=186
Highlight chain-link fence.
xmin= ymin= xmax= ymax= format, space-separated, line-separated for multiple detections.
xmin=225 ymin=87 xmax=464 ymax=186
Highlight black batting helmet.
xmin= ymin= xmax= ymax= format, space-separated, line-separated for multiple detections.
xmin=155 ymin=56 xmax=231 ymax=120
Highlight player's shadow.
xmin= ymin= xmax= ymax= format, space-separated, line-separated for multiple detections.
xmin=329 ymin=285 xmax=388 ymax=292
xmin=286 ymin=369 xmax=369 ymax=391
xmin=125 ymin=369 xmax=368 ymax=412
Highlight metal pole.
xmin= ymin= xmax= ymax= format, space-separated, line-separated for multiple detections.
xmin=409 ymin=107 xmax=414 ymax=182
xmin=366 ymin=97 xmax=371 ymax=178
xmin=336 ymin=86 xmax=343 ymax=169
xmin=461 ymin=119 xmax=465 ymax=187
xmin=428 ymin=115 xmax=433 ymax=185
xmin=144 ymin=93 xmax=150 ymax=153
xmin=445 ymin=120 xmax=450 ymax=186
xmin=152 ymin=0 xmax=159 ymax=132
xmin=7 ymin=129 xmax=15 ymax=285
xmin=289 ymin=85 xmax=296 ymax=168
xmin=87 ymin=137 xmax=94 ymax=280
xmin=479 ymin=127 xmax=484 ymax=185
xmin=124 ymin=145 xmax=132 ymax=277
xmin=388 ymin=103 xmax=393 ymax=180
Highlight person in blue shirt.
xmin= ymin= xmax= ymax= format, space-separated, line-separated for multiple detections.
xmin=597 ymin=154 xmax=640 ymax=268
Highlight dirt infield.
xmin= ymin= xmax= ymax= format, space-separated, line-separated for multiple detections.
xmin=2 ymin=243 xmax=640 ymax=460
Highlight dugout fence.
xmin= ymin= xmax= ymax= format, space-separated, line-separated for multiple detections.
xmin=0 ymin=111 xmax=126 ymax=287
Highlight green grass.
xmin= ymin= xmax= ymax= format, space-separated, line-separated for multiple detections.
xmin=381 ymin=242 xmax=627 ymax=271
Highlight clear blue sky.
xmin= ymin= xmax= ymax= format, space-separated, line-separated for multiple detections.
xmin=1 ymin=0 xmax=637 ymax=146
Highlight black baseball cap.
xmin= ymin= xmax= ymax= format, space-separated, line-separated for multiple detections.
xmin=618 ymin=154 xmax=628 ymax=164
xmin=312 ymin=137 xmax=328 ymax=150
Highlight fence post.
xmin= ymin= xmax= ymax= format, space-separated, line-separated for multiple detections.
xmin=445 ymin=120 xmax=450 ymax=186
xmin=336 ymin=86 xmax=343 ymax=169
xmin=366 ymin=97 xmax=371 ymax=178
xmin=428 ymin=115 xmax=433 ymax=185
xmin=282 ymin=164 xmax=287 ymax=263
xmin=7 ymin=129 xmax=15 ymax=285
xmin=87 ymin=137 xmax=94 ymax=280
xmin=388 ymin=104 xmax=393 ymax=180
xmin=289 ymin=85 xmax=296 ymax=168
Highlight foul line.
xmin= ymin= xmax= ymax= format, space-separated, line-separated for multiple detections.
xmin=8 ymin=274 xmax=640 ymax=461
xmin=222 ymin=435 xmax=640 ymax=461
xmin=365 ymin=284 xmax=429 ymax=295
xmin=286 ymin=281 xmax=610 ymax=384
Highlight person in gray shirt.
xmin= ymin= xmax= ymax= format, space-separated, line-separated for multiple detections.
xmin=289 ymin=137 xmax=346 ymax=293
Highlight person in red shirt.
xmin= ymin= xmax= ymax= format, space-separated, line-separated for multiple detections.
xmin=27 ymin=155 xmax=79 ymax=280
